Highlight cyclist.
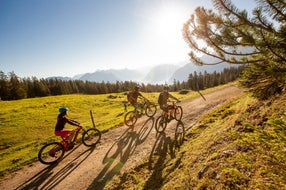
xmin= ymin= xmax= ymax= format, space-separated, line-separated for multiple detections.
xmin=158 ymin=86 xmax=180 ymax=112
xmin=127 ymin=86 xmax=149 ymax=109
xmin=55 ymin=107 xmax=81 ymax=142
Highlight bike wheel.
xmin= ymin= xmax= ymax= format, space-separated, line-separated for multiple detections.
xmin=155 ymin=115 xmax=167 ymax=133
xmin=175 ymin=121 xmax=185 ymax=147
xmin=82 ymin=128 xmax=101 ymax=147
xmin=38 ymin=142 xmax=65 ymax=165
xmin=124 ymin=111 xmax=138 ymax=126
xmin=174 ymin=106 xmax=183 ymax=121
xmin=145 ymin=104 xmax=157 ymax=117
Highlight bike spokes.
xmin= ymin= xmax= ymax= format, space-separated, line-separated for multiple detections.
xmin=145 ymin=104 xmax=157 ymax=117
xmin=174 ymin=106 xmax=183 ymax=121
xmin=155 ymin=116 xmax=167 ymax=133
xmin=38 ymin=142 xmax=65 ymax=165
xmin=82 ymin=128 xmax=101 ymax=147
xmin=124 ymin=111 xmax=138 ymax=126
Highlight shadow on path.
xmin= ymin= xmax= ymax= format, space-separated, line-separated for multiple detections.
xmin=87 ymin=117 xmax=155 ymax=190
xmin=16 ymin=143 xmax=96 ymax=190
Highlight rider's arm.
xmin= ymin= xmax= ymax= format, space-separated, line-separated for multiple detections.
xmin=141 ymin=95 xmax=148 ymax=100
xmin=168 ymin=93 xmax=180 ymax=102
xmin=64 ymin=116 xmax=80 ymax=126
xmin=138 ymin=92 xmax=147 ymax=100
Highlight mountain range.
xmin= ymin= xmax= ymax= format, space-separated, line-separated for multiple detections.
xmin=48 ymin=54 xmax=239 ymax=84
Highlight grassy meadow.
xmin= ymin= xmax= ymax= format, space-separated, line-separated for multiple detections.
xmin=0 ymin=93 xmax=126 ymax=176
xmin=0 ymin=86 xmax=212 ymax=177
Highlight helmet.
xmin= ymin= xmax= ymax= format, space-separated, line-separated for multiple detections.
xmin=164 ymin=86 xmax=169 ymax=90
xmin=134 ymin=86 xmax=140 ymax=90
xmin=59 ymin=107 xmax=68 ymax=113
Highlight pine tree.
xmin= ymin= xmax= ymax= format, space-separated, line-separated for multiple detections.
xmin=183 ymin=0 xmax=286 ymax=99
xmin=0 ymin=71 xmax=10 ymax=100
xmin=8 ymin=72 xmax=27 ymax=100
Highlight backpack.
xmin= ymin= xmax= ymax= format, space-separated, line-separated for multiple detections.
xmin=158 ymin=92 xmax=163 ymax=105
xmin=127 ymin=91 xmax=134 ymax=103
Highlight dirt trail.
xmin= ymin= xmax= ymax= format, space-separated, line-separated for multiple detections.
xmin=0 ymin=85 xmax=243 ymax=190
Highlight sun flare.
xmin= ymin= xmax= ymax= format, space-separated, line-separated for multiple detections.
xmin=138 ymin=1 xmax=192 ymax=63
xmin=149 ymin=3 xmax=188 ymax=41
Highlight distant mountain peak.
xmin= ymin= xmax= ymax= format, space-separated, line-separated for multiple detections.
xmin=45 ymin=58 xmax=238 ymax=84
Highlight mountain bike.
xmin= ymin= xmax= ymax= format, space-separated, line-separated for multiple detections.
xmin=155 ymin=101 xmax=183 ymax=133
xmin=124 ymin=99 xmax=157 ymax=126
xmin=38 ymin=111 xmax=101 ymax=165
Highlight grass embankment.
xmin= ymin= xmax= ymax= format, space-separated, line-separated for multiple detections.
xmin=107 ymin=92 xmax=286 ymax=189
xmin=1 ymin=83 xmax=227 ymax=177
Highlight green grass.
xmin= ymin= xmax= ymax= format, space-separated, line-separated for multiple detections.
xmin=0 ymin=82 xmax=236 ymax=177
xmin=106 ymin=90 xmax=286 ymax=189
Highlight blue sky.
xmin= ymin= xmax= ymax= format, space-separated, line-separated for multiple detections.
xmin=0 ymin=0 xmax=255 ymax=78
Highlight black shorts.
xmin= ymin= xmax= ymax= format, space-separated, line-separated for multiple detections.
xmin=160 ymin=104 xmax=174 ymax=112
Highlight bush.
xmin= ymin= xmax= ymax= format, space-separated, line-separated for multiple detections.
xmin=179 ymin=89 xmax=190 ymax=95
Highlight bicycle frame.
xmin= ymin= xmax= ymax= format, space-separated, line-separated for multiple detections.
xmin=60 ymin=126 xmax=84 ymax=150
xmin=162 ymin=101 xmax=179 ymax=119
xmin=133 ymin=99 xmax=148 ymax=114
xmin=70 ymin=126 xmax=83 ymax=142
xmin=60 ymin=126 xmax=93 ymax=150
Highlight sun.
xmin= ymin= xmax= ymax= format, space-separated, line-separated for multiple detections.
xmin=136 ymin=1 xmax=195 ymax=64
xmin=149 ymin=3 xmax=188 ymax=42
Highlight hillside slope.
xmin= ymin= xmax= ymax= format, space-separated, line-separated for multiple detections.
xmin=107 ymin=92 xmax=286 ymax=189
xmin=0 ymin=85 xmax=244 ymax=190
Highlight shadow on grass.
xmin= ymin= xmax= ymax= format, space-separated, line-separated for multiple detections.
xmin=144 ymin=129 xmax=185 ymax=190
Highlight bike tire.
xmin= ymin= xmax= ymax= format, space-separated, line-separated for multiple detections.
xmin=145 ymin=104 xmax=157 ymax=117
xmin=124 ymin=111 xmax=138 ymax=126
xmin=175 ymin=121 xmax=185 ymax=147
xmin=174 ymin=106 xmax=183 ymax=121
xmin=82 ymin=128 xmax=101 ymax=147
xmin=155 ymin=115 xmax=167 ymax=133
xmin=38 ymin=142 xmax=65 ymax=165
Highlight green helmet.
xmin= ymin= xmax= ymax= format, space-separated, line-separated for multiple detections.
xmin=59 ymin=107 xmax=68 ymax=113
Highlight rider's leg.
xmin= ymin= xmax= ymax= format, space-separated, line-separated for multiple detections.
xmin=160 ymin=104 xmax=169 ymax=120
xmin=55 ymin=129 xmax=73 ymax=142
xmin=138 ymin=102 xmax=144 ymax=114
xmin=166 ymin=105 xmax=175 ymax=119
xmin=133 ymin=102 xmax=142 ymax=115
